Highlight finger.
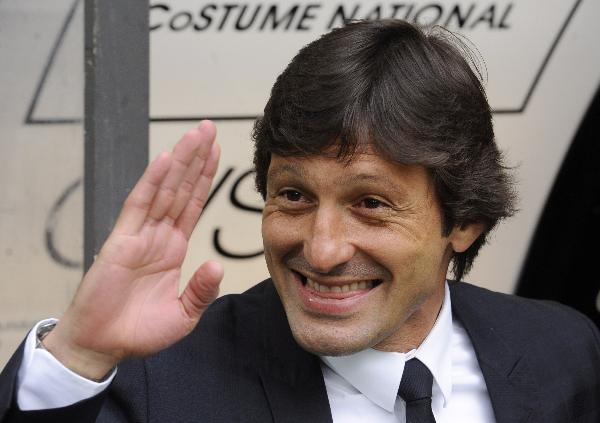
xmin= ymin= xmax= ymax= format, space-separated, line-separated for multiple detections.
xmin=113 ymin=151 xmax=172 ymax=235
xmin=148 ymin=121 xmax=216 ymax=223
xmin=180 ymin=260 xmax=224 ymax=321
xmin=176 ymin=141 xmax=221 ymax=239
xmin=165 ymin=123 xmax=217 ymax=221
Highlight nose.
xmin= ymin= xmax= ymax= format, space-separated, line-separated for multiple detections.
xmin=303 ymin=206 xmax=356 ymax=274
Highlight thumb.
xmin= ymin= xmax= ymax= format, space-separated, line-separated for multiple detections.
xmin=180 ymin=260 xmax=224 ymax=322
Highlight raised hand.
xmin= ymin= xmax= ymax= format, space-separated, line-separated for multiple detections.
xmin=44 ymin=121 xmax=224 ymax=380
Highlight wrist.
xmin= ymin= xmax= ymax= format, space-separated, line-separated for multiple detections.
xmin=41 ymin=322 xmax=118 ymax=382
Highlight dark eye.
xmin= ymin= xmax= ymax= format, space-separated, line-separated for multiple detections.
xmin=283 ymin=190 xmax=303 ymax=202
xmin=362 ymin=198 xmax=385 ymax=209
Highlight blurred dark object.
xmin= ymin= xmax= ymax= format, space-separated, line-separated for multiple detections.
xmin=517 ymin=87 xmax=600 ymax=329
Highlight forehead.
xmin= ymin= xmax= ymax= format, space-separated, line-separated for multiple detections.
xmin=267 ymin=148 xmax=433 ymax=195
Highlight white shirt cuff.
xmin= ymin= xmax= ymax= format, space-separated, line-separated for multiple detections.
xmin=16 ymin=319 xmax=116 ymax=411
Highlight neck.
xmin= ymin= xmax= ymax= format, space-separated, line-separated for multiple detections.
xmin=372 ymin=281 xmax=445 ymax=353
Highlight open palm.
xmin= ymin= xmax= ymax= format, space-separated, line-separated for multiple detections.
xmin=46 ymin=121 xmax=224 ymax=379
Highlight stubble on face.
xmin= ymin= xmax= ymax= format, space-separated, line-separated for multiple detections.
xmin=262 ymin=152 xmax=452 ymax=356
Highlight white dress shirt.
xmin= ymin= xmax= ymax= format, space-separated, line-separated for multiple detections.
xmin=321 ymin=283 xmax=496 ymax=422
xmin=17 ymin=283 xmax=496 ymax=422
xmin=17 ymin=318 xmax=116 ymax=410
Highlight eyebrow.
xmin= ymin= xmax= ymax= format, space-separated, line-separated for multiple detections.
xmin=346 ymin=173 xmax=404 ymax=194
xmin=268 ymin=164 xmax=400 ymax=191
xmin=346 ymin=173 xmax=386 ymax=183
xmin=267 ymin=164 xmax=307 ymax=180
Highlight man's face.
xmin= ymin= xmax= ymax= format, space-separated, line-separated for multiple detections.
xmin=262 ymin=148 xmax=472 ymax=355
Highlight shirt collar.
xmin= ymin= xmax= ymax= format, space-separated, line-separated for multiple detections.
xmin=321 ymin=282 xmax=453 ymax=412
xmin=414 ymin=282 xmax=453 ymax=406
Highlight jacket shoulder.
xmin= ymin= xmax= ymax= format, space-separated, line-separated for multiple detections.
xmin=450 ymin=282 xmax=600 ymax=422
xmin=450 ymin=281 xmax=600 ymax=358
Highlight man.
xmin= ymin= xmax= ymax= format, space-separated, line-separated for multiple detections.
xmin=1 ymin=19 xmax=599 ymax=422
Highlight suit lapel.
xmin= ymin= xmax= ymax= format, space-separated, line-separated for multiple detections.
xmin=450 ymin=283 xmax=540 ymax=423
xmin=259 ymin=281 xmax=333 ymax=423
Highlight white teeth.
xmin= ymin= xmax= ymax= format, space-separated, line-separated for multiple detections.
xmin=307 ymin=278 xmax=376 ymax=294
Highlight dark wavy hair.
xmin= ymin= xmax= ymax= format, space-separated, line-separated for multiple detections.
xmin=252 ymin=19 xmax=516 ymax=281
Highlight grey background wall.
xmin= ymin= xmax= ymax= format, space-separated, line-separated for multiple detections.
xmin=1 ymin=0 xmax=599 ymax=366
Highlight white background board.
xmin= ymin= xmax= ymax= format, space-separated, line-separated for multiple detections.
xmin=1 ymin=0 xmax=599 ymax=366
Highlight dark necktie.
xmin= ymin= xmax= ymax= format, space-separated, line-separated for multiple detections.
xmin=398 ymin=358 xmax=436 ymax=423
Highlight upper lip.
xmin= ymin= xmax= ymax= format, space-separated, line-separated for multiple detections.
xmin=291 ymin=269 xmax=383 ymax=287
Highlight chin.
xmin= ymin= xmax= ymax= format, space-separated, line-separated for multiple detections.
xmin=288 ymin=319 xmax=382 ymax=357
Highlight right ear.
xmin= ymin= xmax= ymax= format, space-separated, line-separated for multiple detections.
xmin=448 ymin=222 xmax=485 ymax=253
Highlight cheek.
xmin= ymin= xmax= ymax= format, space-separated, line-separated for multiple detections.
xmin=366 ymin=228 xmax=421 ymax=267
xmin=370 ymin=229 xmax=447 ymax=283
xmin=261 ymin=220 xmax=287 ymax=290
xmin=261 ymin=213 xmax=302 ymax=261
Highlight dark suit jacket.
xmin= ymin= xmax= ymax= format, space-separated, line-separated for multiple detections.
xmin=1 ymin=280 xmax=599 ymax=422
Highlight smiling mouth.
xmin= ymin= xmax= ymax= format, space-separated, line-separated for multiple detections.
xmin=295 ymin=271 xmax=383 ymax=294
